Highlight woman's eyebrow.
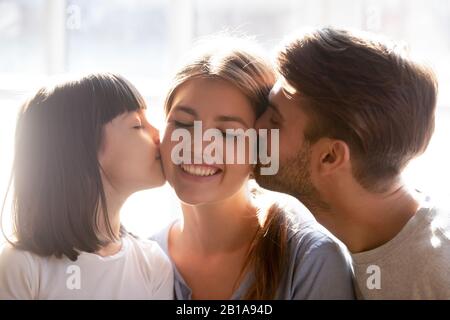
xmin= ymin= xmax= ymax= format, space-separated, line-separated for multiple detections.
xmin=215 ymin=115 xmax=250 ymax=128
xmin=172 ymin=105 xmax=197 ymax=116
xmin=172 ymin=106 xmax=250 ymax=128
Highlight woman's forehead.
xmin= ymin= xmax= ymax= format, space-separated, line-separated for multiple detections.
xmin=171 ymin=80 xmax=254 ymax=119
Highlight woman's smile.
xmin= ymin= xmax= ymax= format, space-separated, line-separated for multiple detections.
xmin=178 ymin=163 xmax=224 ymax=182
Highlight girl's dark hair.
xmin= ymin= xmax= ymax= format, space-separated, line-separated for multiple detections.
xmin=1 ymin=73 xmax=146 ymax=261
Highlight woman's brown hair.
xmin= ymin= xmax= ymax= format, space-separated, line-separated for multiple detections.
xmin=1 ymin=73 xmax=146 ymax=261
xmin=164 ymin=38 xmax=289 ymax=299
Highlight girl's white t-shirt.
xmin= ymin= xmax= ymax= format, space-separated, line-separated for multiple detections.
xmin=0 ymin=234 xmax=174 ymax=300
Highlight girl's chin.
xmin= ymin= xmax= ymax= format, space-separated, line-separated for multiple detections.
xmin=134 ymin=173 xmax=166 ymax=191
xmin=148 ymin=179 xmax=166 ymax=188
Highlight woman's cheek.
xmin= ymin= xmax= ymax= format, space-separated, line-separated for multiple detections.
xmin=160 ymin=141 xmax=174 ymax=174
xmin=225 ymin=163 xmax=252 ymax=181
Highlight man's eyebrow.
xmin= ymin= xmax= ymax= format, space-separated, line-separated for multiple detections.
xmin=215 ymin=115 xmax=250 ymax=128
xmin=172 ymin=105 xmax=197 ymax=116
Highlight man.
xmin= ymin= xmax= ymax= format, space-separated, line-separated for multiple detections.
xmin=255 ymin=27 xmax=449 ymax=299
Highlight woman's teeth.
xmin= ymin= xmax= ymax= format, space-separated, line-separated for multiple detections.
xmin=181 ymin=164 xmax=219 ymax=177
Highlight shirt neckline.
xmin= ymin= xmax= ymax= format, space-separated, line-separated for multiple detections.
xmin=78 ymin=234 xmax=130 ymax=262
xmin=163 ymin=219 xmax=250 ymax=300
xmin=351 ymin=198 xmax=434 ymax=265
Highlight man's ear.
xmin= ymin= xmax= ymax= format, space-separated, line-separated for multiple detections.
xmin=314 ymin=139 xmax=351 ymax=176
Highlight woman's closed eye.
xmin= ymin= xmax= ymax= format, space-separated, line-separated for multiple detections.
xmin=173 ymin=120 xmax=194 ymax=128
xmin=220 ymin=130 xmax=243 ymax=139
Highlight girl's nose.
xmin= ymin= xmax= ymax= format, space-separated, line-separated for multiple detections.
xmin=150 ymin=127 xmax=160 ymax=145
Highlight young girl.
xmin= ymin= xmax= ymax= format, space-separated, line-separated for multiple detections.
xmin=152 ymin=39 xmax=355 ymax=299
xmin=0 ymin=73 xmax=173 ymax=299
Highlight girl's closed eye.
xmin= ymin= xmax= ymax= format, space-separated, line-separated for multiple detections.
xmin=133 ymin=117 xmax=143 ymax=129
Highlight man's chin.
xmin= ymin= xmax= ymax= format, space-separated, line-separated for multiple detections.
xmin=254 ymin=170 xmax=284 ymax=193
xmin=254 ymin=169 xmax=301 ymax=201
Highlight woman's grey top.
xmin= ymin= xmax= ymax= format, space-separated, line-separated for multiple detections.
xmin=151 ymin=202 xmax=355 ymax=300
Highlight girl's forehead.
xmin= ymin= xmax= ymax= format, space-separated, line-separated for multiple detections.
xmin=111 ymin=110 xmax=141 ymax=125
